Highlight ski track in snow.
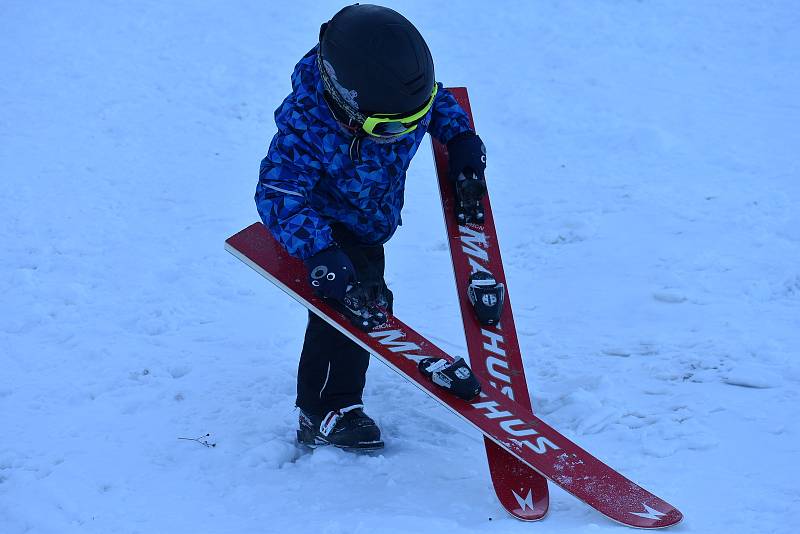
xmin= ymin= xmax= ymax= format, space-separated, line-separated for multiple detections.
xmin=1 ymin=1 xmax=799 ymax=533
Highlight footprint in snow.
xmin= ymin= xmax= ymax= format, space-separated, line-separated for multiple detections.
xmin=652 ymin=291 xmax=687 ymax=304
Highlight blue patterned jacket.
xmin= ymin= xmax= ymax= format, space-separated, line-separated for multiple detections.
xmin=256 ymin=46 xmax=473 ymax=259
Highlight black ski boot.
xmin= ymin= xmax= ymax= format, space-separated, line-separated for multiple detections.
xmin=297 ymin=404 xmax=384 ymax=452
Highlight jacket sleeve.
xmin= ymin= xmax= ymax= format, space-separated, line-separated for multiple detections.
xmin=255 ymin=125 xmax=334 ymax=260
xmin=427 ymin=84 xmax=475 ymax=144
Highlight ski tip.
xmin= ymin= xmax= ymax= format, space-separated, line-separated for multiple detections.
xmin=502 ymin=502 xmax=549 ymax=522
xmin=497 ymin=486 xmax=549 ymax=522
xmin=619 ymin=502 xmax=683 ymax=529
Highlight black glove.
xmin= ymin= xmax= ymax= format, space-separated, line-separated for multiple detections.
xmin=304 ymin=245 xmax=356 ymax=301
xmin=447 ymin=131 xmax=486 ymax=183
xmin=447 ymin=132 xmax=487 ymax=223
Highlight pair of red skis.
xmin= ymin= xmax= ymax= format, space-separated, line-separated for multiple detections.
xmin=225 ymin=88 xmax=682 ymax=528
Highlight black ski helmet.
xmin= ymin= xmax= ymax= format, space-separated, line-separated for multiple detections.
xmin=318 ymin=4 xmax=435 ymax=119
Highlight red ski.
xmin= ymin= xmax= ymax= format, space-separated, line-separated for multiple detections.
xmin=432 ymin=86 xmax=549 ymax=520
xmin=225 ymin=223 xmax=682 ymax=529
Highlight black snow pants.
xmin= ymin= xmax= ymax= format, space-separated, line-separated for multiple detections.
xmin=295 ymin=225 xmax=392 ymax=416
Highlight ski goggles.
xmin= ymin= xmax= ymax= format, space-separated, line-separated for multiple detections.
xmin=360 ymin=83 xmax=439 ymax=138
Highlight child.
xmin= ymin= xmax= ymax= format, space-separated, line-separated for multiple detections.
xmin=256 ymin=4 xmax=487 ymax=451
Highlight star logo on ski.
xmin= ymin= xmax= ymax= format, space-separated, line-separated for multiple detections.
xmin=630 ymin=503 xmax=667 ymax=521
xmin=512 ymin=489 xmax=534 ymax=511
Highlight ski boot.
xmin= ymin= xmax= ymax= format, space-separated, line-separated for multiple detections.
xmin=297 ymin=404 xmax=384 ymax=452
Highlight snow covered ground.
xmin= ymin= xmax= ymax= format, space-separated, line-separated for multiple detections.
xmin=2 ymin=1 xmax=798 ymax=532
